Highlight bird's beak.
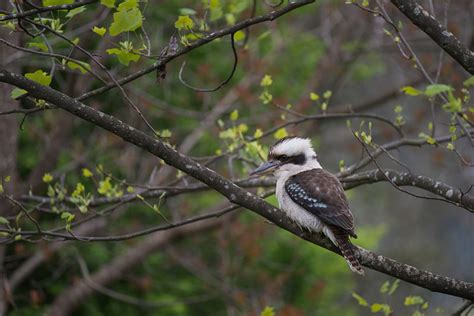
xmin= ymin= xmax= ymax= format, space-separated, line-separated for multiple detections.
xmin=249 ymin=160 xmax=279 ymax=176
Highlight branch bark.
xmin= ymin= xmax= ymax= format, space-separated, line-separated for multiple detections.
xmin=390 ymin=0 xmax=474 ymax=74
xmin=342 ymin=169 xmax=474 ymax=212
xmin=0 ymin=0 xmax=98 ymax=22
xmin=1 ymin=69 xmax=473 ymax=301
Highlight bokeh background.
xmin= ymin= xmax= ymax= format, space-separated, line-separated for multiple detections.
xmin=0 ymin=0 xmax=473 ymax=315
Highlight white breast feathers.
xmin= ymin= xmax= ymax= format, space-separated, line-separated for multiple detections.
xmin=275 ymin=173 xmax=337 ymax=246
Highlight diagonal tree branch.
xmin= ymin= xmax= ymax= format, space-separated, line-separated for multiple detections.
xmin=0 ymin=0 xmax=98 ymax=22
xmin=390 ymin=0 xmax=474 ymax=74
xmin=0 ymin=69 xmax=473 ymax=301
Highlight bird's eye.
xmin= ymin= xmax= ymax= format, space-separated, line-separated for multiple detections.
xmin=280 ymin=155 xmax=288 ymax=160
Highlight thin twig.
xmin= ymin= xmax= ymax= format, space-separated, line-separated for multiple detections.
xmin=23 ymin=17 xmax=160 ymax=137
xmin=178 ymin=33 xmax=238 ymax=92
xmin=353 ymin=134 xmax=467 ymax=210
xmin=0 ymin=0 xmax=97 ymax=21
xmin=452 ymin=300 xmax=473 ymax=316
xmin=0 ymin=38 xmax=106 ymax=83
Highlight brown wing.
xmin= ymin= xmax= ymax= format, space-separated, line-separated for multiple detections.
xmin=285 ymin=169 xmax=357 ymax=237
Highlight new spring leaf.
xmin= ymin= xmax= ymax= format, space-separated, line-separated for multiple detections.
xmin=175 ymin=15 xmax=194 ymax=30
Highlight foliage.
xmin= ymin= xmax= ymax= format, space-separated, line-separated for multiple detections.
xmin=353 ymin=280 xmax=436 ymax=316
xmin=1 ymin=0 xmax=473 ymax=315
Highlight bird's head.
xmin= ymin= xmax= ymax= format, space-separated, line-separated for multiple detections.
xmin=250 ymin=136 xmax=321 ymax=177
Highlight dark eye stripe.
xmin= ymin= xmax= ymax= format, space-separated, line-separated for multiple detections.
xmin=277 ymin=153 xmax=306 ymax=165
xmin=291 ymin=154 xmax=306 ymax=165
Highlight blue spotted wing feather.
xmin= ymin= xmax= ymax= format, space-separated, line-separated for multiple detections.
xmin=285 ymin=169 xmax=357 ymax=237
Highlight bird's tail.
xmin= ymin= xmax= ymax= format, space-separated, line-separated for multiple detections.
xmin=334 ymin=230 xmax=364 ymax=275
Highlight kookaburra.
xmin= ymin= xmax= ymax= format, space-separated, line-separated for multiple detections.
xmin=250 ymin=136 xmax=364 ymax=275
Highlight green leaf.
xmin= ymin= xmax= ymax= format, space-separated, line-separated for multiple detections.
xmin=179 ymin=8 xmax=197 ymax=15
xmin=379 ymin=281 xmax=389 ymax=294
xmin=106 ymin=48 xmax=140 ymax=65
xmin=404 ymin=295 xmax=424 ymax=306
xmin=208 ymin=0 xmax=221 ymax=9
xmin=323 ymin=90 xmax=332 ymax=99
xmin=65 ymin=6 xmax=86 ymax=18
xmin=424 ymin=84 xmax=453 ymax=97
xmin=259 ymin=91 xmax=272 ymax=104
xmin=371 ymin=303 xmax=392 ymax=315
xmin=387 ymin=279 xmax=399 ymax=295
xmin=160 ymin=129 xmax=172 ymax=138
xmin=245 ymin=141 xmax=266 ymax=161
xmin=352 ymin=292 xmax=369 ymax=306
xmin=82 ymin=168 xmax=93 ymax=177
xmin=361 ymin=131 xmax=372 ymax=144
xmin=174 ymin=15 xmax=194 ymax=31
xmin=225 ymin=13 xmax=236 ymax=25
xmin=310 ymin=92 xmax=319 ymax=101
xmin=219 ymin=128 xmax=235 ymax=139
xmin=92 ymin=26 xmax=106 ymax=36
xmin=27 ymin=42 xmax=48 ymax=52
xmin=237 ymin=123 xmax=248 ymax=134
xmin=419 ymin=132 xmax=436 ymax=145
xmin=42 ymin=173 xmax=53 ymax=183
xmin=209 ymin=7 xmax=223 ymax=21
xmin=442 ymin=91 xmax=462 ymax=113
xmin=371 ymin=303 xmax=383 ymax=313
xmin=260 ymin=74 xmax=272 ymax=87
xmin=428 ymin=122 xmax=433 ymax=131
xmin=0 ymin=216 xmax=9 ymax=225
xmin=321 ymin=102 xmax=328 ymax=111
xmin=338 ymin=159 xmax=345 ymax=172
xmin=71 ymin=183 xmax=85 ymax=198
xmin=117 ymin=0 xmax=138 ymax=11
xmin=230 ymin=110 xmax=239 ymax=121
xmin=233 ymin=30 xmax=245 ymax=42
xmin=463 ymin=76 xmax=474 ymax=87
xmin=98 ymin=177 xmax=112 ymax=195
xmin=60 ymin=211 xmax=75 ymax=222
xmin=229 ymin=1 xmax=248 ymax=14
xmin=66 ymin=60 xmax=91 ymax=74
xmin=43 ymin=0 xmax=73 ymax=6
xmin=11 ymin=88 xmax=27 ymax=99
xmin=273 ymin=128 xmax=288 ymax=140
xmin=401 ymin=86 xmax=422 ymax=96
xmin=25 ymin=70 xmax=52 ymax=86
xmin=100 ymin=0 xmax=115 ymax=8
xmin=109 ymin=8 xmax=143 ymax=36
xmin=260 ymin=306 xmax=275 ymax=316
xmin=254 ymin=128 xmax=263 ymax=138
